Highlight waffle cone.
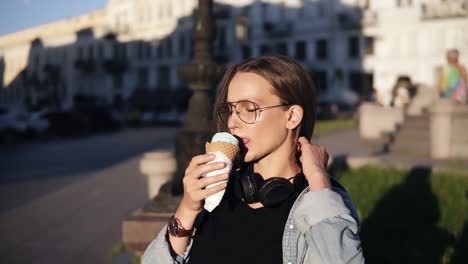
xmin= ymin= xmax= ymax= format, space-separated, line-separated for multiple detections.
xmin=205 ymin=141 xmax=239 ymax=161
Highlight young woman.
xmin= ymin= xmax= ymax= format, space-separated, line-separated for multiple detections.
xmin=143 ymin=55 xmax=364 ymax=264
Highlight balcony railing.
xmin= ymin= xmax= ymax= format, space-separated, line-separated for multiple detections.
xmin=421 ymin=0 xmax=468 ymax=20
xmin=75 ymin=59 xmax=96 ymax=73
xmin=102 ymin=59 xmax=128 ymax=74
xmin=263 ymin=21 xmax=294 ymax=37
xmin=338 ymin=9 xmax=378 ymax=29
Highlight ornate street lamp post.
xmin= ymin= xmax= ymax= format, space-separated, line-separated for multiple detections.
xmin=144 ymin=0 xmax=222 ymax=214
xmin=173 ymin=0 xmax=222 ymax=195
xmin=123 ymin=2 xmax=223 ymax=255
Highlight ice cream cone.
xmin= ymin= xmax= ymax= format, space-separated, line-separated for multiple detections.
xmin=205 ymin=141 xmax=240 ymax=161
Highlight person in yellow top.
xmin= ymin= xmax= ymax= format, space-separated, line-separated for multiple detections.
xmin=439 ymin=49 xmax=468 ymax=104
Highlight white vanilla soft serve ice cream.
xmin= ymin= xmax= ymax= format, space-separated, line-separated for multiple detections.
xmin=204 ymin=132 xmax=239 ymax=212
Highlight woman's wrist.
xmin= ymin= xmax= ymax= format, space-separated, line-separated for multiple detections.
xmin=174 ymin=203 xmax=200 ymax=230
xmin=304 ymin=169 xmax=331 ymax=192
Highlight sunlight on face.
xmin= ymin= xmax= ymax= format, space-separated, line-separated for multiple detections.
xmin=227 ymin=72 xmax=290 ymax=163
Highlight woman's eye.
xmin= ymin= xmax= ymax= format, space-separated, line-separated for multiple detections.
xmin=246 ymin=108 xmax=256 ymax=112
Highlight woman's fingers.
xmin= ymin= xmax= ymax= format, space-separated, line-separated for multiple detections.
xmin=188 ymin=173 xmax=229 ymax=191
xmin=180 ymin=154 xmax=228 ymax=213
xmin=200 ymin=181 xmax=228 ymax=198
xmin=186 ymin=174 xmax=229 ymax=202
xmin=185 ymin=153 xmax=216 ymax=175
xmin=185 ymin=161 xmax=226 ymax=182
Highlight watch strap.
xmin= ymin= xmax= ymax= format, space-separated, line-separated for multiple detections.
xmin=168 ymin=216 xmax=195 ymax=237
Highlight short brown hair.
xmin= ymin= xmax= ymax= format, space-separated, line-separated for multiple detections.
xmin=213 ymin=54 xmax=317 ymax=140
xmin=446 ymin=48 xmax=459 ymax=61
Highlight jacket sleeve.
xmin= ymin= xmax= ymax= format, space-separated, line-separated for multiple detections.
xmin=141 ymin=225 xmax=194 ymax=264
xmin=293 ymin=188 xmax=364 ymax=264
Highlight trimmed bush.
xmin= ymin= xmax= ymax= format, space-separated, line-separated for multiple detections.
xmin=336 ymin=166 xmax=468 ymax=264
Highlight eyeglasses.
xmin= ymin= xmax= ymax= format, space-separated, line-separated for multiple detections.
xmin=217 ymin=100 xmax=291 ymax=125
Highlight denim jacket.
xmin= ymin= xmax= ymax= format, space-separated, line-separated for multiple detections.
xmin=142 ymin=186 xmax=364 ymax=264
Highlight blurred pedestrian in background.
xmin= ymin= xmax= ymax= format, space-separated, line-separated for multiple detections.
xmin=439 ymin=49 xmax=467 ymax=104
xmin=391 ymin=76 xmax=412 ymax=109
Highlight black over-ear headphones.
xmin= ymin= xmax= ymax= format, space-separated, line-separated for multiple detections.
xmin=234 ymin=164 xmax=302 ymax=208
xmin=240 ymin=172 xmax=295 ymax=207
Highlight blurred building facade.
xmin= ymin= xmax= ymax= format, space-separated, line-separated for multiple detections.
xmin=0 ymin=0 xmax=467 ymax=109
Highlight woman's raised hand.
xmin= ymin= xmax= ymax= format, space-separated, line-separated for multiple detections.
xmin=179 ymin=153 xmax=229 ymax=214
xmin=297 ymin=137 xmax=331 ymax=191
xmin=169 ymin=154 xmax=228 ymax=254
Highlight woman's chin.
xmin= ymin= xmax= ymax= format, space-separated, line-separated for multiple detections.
xmin=243 ymin=153 xmax=255 ymax=163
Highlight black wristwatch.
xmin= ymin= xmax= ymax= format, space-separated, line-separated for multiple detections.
xmin=167 ymin=216 xmax=196 ymax=237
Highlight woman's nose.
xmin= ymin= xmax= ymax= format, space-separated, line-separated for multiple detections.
xmin=227 ymin=111 xmax=241 ymax=130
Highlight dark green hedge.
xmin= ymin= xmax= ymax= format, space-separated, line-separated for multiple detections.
xmin=337 ymin=166 xmax=468 ymax=264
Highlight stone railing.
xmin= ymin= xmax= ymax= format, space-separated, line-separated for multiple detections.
xmin=123 ymin=151 xmax=176 ymax=256
xmin=358 ymin=102 xmax=404 ymax=140
xmin=431 ymin=99 xmax=468 ymax=159
xmin=139 ymin=151 xmax=176 ymax=199
xmin=359 ymin=99 xmax=468 ymax=160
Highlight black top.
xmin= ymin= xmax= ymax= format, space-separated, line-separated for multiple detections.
xmin=188 ymin=170 xmax=307 ymax=264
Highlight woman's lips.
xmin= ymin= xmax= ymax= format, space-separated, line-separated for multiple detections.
xmin=240 ymin=137 xmax=250 ymax=147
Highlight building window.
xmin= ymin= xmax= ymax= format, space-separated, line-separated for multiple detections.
xmin=295 ymin=41 xmax=307 ymax=60
xmin=316 ymin=39 xmax=327 ymax=60
xmin=179 ymin=35 xmax=185 ymax=56
xmin=113 ymin=44 xmax=119 ymax=59
xmin=113 ymin=43 xmax=127 ymax=59
xmin=138 ymin=68 xmax=148 ymax=88
xmin=77 ymin=47 xmax=83 ymax=59
xmin=167 ymin=3 xmax=172 ymax=17
xmin=33 ymin=55 xmax=39 ymax=68
xmin=317 ymin=3 xmax=325 ymax=17
xmin=260 ymin=44 xmax=272 ymax=55
xmin=146 ymin=44 xmax=151 ymax=58
xmin=309 ymin=70 xmax=327 ymax=92
xmin=365 ymin=36 xmax=375 ymax=55
xmin=158 ymin=66 xmax=170 ymax=88
xmin=242 ymin=45 xmax=251 ymax=59
xmin=396 ymin=0 xmax=412 ymax=7
xmin=217 ymin=26 xmax=226 ymax=50
xmin=349 ymin=71 xmax=373 ymax=101
xmin=348 ymin=36 xmax=360 ymax=58
xmin=276 ymin=42 xmax=288 ymax=55
xmin=113 ymin=75 xmax=123 ymax=90
xmin=147 ymin=7 xmax=152 ymax=22
xmin=97 ymin=44 xmax=104 ymax=59
xmin=158 ymin=4 xmax=163 ymax=19
xmin=137 ymin=42 xmax=144 ymax=60
xmin=157 ymin=43 xmax=163 ymax=58
xmin=361 ymin=0 xmax=370 ymax=9
xmin=167 ymin=38 xmax=173 ymax=58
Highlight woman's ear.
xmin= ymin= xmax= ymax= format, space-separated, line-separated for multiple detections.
xmin=286 ymin=105 xmax=303 ymax=130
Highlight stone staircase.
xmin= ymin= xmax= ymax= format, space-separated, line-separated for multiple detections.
xmin=388 ymin=113 xmax=431 ymax=156
xmin=381 ymin=86 xmax=438 ymax=157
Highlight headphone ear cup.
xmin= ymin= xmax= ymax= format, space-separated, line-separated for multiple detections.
xmin=258 ymin=178 xmax=295 ymax=208
xmin=240 ymin=172 xmax=263 ymax=204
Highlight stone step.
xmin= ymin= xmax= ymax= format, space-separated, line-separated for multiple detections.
xmin=362 ymin=138 xmax=389 ymax=153
xmin=393 ymin=136 xmax=430 ymax=146
xmin=401 ymin=119 xmax=430 ymax=129
xmin=396 ymin=129 xmax=430 ymax=141
xmin=405 ymin=115 xmax=429 ymax=121
xmin=390 ymin=138 xmax=430 ymax=156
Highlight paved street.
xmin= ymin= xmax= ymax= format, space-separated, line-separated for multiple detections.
xmin=1 ymin=125 xmax=463 ymax=264
xmin=0 ymin=126 xmax=179 ymax=264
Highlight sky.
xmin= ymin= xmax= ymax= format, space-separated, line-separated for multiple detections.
xmin=0 ymin=0 xmax=109 ymax=36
